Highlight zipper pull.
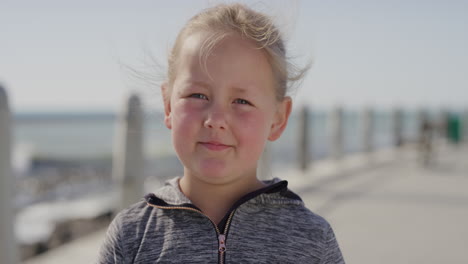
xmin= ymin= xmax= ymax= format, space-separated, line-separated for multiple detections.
xmin=218 ymin=234 xmax=226 ymax=253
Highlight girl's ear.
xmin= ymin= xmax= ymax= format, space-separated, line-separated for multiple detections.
xmin=161 ymin=82 xmax=172 ymax=129
xmin=268 ymin=96 xmax=292 ymax=141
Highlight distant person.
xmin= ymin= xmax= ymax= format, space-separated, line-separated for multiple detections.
xmin=98 ymin=3 xmax=344 ymax=263
xmin=419 ymin=113 xmax=434 ymax=167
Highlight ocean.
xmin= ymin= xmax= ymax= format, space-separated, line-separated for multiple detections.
xmin=13 ymin=109 xmax=420 ymax=168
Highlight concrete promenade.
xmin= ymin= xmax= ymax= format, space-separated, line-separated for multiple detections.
xmin=294 ymin=143 xmax=468 ymax=264
xmin=25 ymin=143 xmax=468 ymax=264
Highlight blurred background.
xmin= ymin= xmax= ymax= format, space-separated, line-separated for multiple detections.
xmin=1 ymin=0 xmax=467 ymax=263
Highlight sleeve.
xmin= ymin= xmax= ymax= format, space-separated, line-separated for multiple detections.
xmin=321 ymin=223 xmax=345 ymax=264
xmin=96 ymin=214 xmax=125 ymax=264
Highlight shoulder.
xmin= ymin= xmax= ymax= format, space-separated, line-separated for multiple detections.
xmin=249 ymin=189 xmax=333 ymax=241
xmin=293 ymin=205 xmax=331 ymax=228
xmin=112 ymin=198 xmax=158 ymax=230
xmin=286 ymin=205 xmax=344 ymax=261
xmin=277 ymin=202 xmax=333 ymax=237
xmin=233 ymin=199 xmax=345 ymax=262
xmin=99 ymin=199 xmax=159 ymax=260
xmin=260 ymin=186 xmax=332 ymax=236
xmin=103 ymin=197 xmax=161 ymax=249
xmin=278 ymin=205 xmax=344 ymax=259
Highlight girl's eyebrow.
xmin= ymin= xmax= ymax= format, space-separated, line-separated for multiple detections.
xmin=186 ymin=80 xmax=254 ymax=95
xmin=232 ymin=86 xmax=249 ymax=94
xmin=188 ymin=80 xmax=211 ymax=89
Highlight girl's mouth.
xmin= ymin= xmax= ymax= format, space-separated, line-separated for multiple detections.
xmin=199 ymin=141 xmax=232 ymax=151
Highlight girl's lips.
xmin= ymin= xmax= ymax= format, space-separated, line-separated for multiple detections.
xmin=199 ymin=142 xmax=231 ymax=151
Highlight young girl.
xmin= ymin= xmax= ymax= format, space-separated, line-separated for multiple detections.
xmin=98 ymin=3 xmax=344 ymax=263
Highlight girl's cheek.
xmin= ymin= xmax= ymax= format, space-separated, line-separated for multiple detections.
xmin=234 ymin=109 xmax=255 ymax=121
xmin=173 ymin=99 xmax=205 ymax=120
xmin=234 ymin=109 xmax=268 ymax=129
xmin=183 ymin=99 xmax=207 ymax=112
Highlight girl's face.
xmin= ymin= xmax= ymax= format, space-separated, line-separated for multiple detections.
xmin=162 ymin=33 xmax=291 ymax=185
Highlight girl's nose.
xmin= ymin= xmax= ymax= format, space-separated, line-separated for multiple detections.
xmin=203 ymin=110 xmax=227 ymax=130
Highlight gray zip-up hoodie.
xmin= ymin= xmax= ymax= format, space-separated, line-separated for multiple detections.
xmin=97 ymin=177 xmax=345 ymax=263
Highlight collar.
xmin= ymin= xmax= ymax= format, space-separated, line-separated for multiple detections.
xmin=145 ymin=176 xmax=303 ymax=209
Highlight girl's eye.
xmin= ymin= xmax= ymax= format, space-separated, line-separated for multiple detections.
xmin=233 ymin=98 xmax=252 ymax=105
xmin=189 ymin=93 xmax=208 ymax=100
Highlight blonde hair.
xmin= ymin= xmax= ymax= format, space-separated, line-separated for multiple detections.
xmin=167 ymin=3 xmax=308 ymax=101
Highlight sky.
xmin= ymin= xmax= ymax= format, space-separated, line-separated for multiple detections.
xmin=1 ymin=0 xmax=467 ymax=113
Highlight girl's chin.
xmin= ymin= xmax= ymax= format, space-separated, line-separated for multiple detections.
xmin=197 ymin=169 xmax=231 ymax=182
xmin=185 ymin=166 xmax=235 ymax=184
xmin=198 ymin=160 xmax=229 ymax=175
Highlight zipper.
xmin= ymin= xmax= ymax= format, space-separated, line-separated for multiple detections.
xmin=147 ymin=203 xmax=236 ymax=264
xmin=219 ymin=210 xmax=235 ymax=264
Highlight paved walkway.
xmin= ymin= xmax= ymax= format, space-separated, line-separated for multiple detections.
xmin=25 ymin=143 xmax=468 ymax=264
xmin=295 ymin=143 xmax=468 ymax=264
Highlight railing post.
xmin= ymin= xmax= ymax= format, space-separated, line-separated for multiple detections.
xmin=329 ymin=106 xmax=344 ymax=159
xmin=298 ymin=105 xmax=310 ymax=171
xmin=113 ymin=94 xmax=144 ymax=212
xmin=0 ymin=85 xmax=19 ymax=264
xmin=392 ymin=108 xmax=404 ymax=147
xmin=362 ymin=107 xmax=374 ymax=153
